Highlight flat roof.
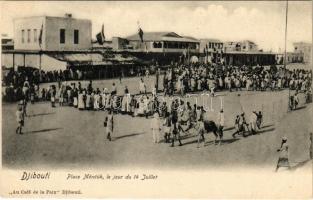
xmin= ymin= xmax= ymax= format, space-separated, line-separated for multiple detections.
xmin=126 ymin=31 xmax=199 ymax=43
xmin=13 ymin=15 xmax=91 ymax=22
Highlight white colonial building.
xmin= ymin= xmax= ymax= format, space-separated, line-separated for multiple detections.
xmin=14 ymin=14 xmax=92 ymax=51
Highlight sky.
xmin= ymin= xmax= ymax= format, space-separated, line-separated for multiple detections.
xmin=1 ymin=1 xmax=312 ymax=52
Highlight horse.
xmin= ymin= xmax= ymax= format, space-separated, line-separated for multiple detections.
xmin=203 ymin=120 xmax=222 ymax=145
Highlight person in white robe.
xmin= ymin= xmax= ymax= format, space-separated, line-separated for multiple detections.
xmin=151 ymin=112 xmax=161 ymax=143
xmin=78 ymin=91 xmax=85 ymax=110
xmin=93 ymin=92 xmax=100 ymax=110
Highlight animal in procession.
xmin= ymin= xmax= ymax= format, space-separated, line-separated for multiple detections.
xmin=203 ymin=120 xmax=222 ymax=145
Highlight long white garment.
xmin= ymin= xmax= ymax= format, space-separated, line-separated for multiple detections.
xmin=124 ymin=94 xmax=131 ymax=112
xmin=78 ymin=93 xmax=84 ymax=109
xmin=249 ymin=112 xmax=257 ymax=130
xmin=151 ymin=115 xmax=160 ymax=143
xmin=94 ymin=94 xmax=100 ymax=110
xmin=121 ymin=95 xmax=127 ymax=112
xmin=101 ymin=93 xmax=106 ymax=108
xmin=139 ymin=81 xmax=145 ymax=93
xmin=73 ymin=97 xmax=78 ymax=106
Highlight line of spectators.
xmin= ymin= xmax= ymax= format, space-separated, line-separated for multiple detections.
xmin=163 ymin=63 xmax=312 ymax=96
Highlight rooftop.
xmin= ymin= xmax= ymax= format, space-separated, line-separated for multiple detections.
xmin=126 ymin=31 xmax=199 ymax=43
xmin=200 ymin=38 xmax=222 ymax=43
xmin=13 ymin=15 xmax=91 ymax=22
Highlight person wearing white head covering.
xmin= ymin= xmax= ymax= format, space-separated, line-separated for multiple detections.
xmin=276 ymin=136 xmax=290 ymax=172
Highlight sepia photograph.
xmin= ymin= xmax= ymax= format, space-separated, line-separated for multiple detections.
xmin=0 ymin=0 xmax=312 ymax=198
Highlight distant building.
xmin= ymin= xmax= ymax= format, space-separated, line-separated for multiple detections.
xmin=293 ymin=42 xmax=312 ymax=64
xmin=112 ymin=32 xmax=200 ymax=54
xmin=14 ymin=14 xmax=92 ymax=51
xmin=199 ymin=39 xmax=224 ymax=64
xmin=223 ymin=51 xmax=276 ymax=66
xmin=224 ymin=40 xmax=258 ymax=52
xmin=200 ymin=39 xmax=223 ymax=52
xmin=276 ymin=52 xmax=304 ymax=65
xmin=92 ymin=41 xmax=113 ymax=51
xmin=2 ymin=38 xmax=14 ymax=50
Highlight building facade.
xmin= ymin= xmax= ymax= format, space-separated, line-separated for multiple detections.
xmin=293 ymin=42 xmax=312 ymax=64
xmin=2 ymin=38 xmax=14 ymax=50
xmin=224 ymin=52 xmax=276 ymax=66
xmin=112 ymin=32 xmax=200 ymax=54
xmin=275 ymin=52 xmax=304 ymax=65
xmin=224 ymin=40 xmax=258 ymax=52
xmin=199 ymin=39 xmax=223 ymax=53
xmin=14 ymin=14 xmax=92 ymax=51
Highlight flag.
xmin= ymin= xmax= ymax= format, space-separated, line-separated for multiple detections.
xmin=96 ymin=24 xmax=105 ymax=45
xmin=138 ymin=28 xmax=144 ymax=42
xmin=38 ymin=23 xmax=43 ymax=48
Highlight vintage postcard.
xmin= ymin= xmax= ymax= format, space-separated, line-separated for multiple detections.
xmin=0 ymin=1 xmax=312 ymax=198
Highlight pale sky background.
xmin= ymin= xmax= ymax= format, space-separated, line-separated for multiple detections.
xmin=0 ymin=1 xmax=312 ymax=52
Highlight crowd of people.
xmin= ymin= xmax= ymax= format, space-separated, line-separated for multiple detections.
xmin=9 ymin=61 xmax=312 ymax=149
xmin=163 ymin=63 xmax=312 ymax=96
xmin=16 ymin=76 xmax=267 ymax=147
xmin=3 ymin=63 xmax=313 ymax=103
xmin=2 ymin=66 xmax=153 ymax=102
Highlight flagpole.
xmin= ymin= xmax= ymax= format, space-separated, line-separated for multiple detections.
xmin=39 ymin=23 xmax=43 ymax=83
xmin=284 ymin=0 xmax=288 ymax=70
xmin=284 ymin=0 xmax=290 ymax=112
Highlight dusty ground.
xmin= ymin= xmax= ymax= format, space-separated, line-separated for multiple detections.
xmin=2 ymin=77 xmax=312 ymax=171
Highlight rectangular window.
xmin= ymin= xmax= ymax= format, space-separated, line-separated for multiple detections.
xmin=74 ymin=29 xmax=79 ymax=44
xmin=21 ymin=30 xmax=25 ymax=43
xmin=60 ymin=29 xmax=65 ymax=44
xmin=27 ymin=29 xmax=31 ymax=43
xmin=33 ymin=29 xmax=37 ymax=42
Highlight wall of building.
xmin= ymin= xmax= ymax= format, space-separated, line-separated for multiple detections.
xmin=14 ymin=16 xmax=46 ymax=50
xmin=275 ymin=52 xmax=304 ymax=64
xmin=223 ymin=53 xmax=276 ymax=66
xmin=199 ymin=40 xmax=223 ymax=53
xmin=112 ymin=37 xmax=129 ymax=50
xmin=45 ymin=16 xmax=92 ymax=51
xmin=122 ymin=40 xmax=199 ymax=53
xmin=14 ymin=16 xmax=92 ymax=51
xmin=224 ymin=41 xmax=258 ymax=53
xmin=240 ymin=41 xmax=258 ymax=52
xmin=293 ymin=42 xmax=311 ymax=64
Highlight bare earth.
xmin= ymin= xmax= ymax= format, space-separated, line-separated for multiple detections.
xmin=2 ymin=76 xmax=313 ymax=171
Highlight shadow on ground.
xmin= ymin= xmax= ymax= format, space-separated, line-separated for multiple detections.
xmin=30 ymin=112 xmax=55 ymax=117
xmin=289 ymin=159 xmax=311 ymax=171
xmin=294 ymin=105 xmax=307 ymax=111
xmin=24 ymin=128 xmax=63 ymax=134
xmin=112 ymin=132 xmax=145 ymax=141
